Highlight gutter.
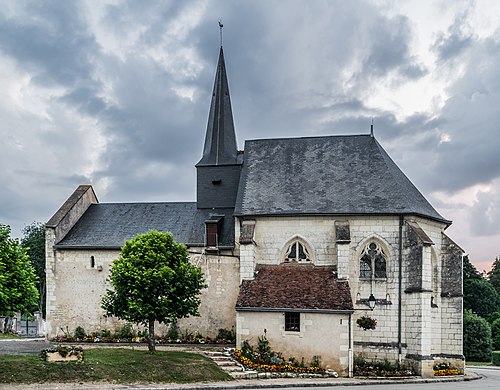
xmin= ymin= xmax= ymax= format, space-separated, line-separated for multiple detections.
xmin=235 ymin=307 xmax=354 ymax=315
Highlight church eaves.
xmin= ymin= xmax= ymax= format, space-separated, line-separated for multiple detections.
xmin=197 ymin=47 xmax=238 ymax=166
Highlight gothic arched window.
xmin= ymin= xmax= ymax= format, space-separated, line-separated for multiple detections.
xmin=359 ymin=242 xmax=387 ymax=279
xmin=285 ymin=241 xmax=311 ymax=263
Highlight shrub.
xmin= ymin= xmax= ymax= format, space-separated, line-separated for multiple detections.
xmin=217 ymin=328 xmax=235 ymax=342
xmin=257 ymin=336 xmax=272 ymax=362
xmin=310 ymin=355 xmax=322 ymax=368
xmin=492 ymin=351 xmax=500 ymax=366
xmin=488 ymin=311 xmax=500 ymax=325
xmin=114 ymin=323 xmax=136 ymax=339
xmin=354 ymin=356 xmax=415 ymax=377
xmin=73 ymin=326 xmax=86 ymax=339
xmin=492 ymin=318 xmax=500 ymax=351
xmin=166 ymin=321 xmax=179 ymax=340
xmin=464 ymin=309 xmax=492 ymax=362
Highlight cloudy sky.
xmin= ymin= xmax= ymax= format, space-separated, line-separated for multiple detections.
xmin=1 ymin=0 xmax=499 ymax=271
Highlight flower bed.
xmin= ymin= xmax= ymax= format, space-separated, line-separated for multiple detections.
xmin=354 ymin=357 xmax=415 ymax=377
xmin=40 ymin=346 xmax=84 ymax=362
xmin=234 ymin=349 xmax=325 ymax=374
xmin=433 ymin=361 xmax=462 ymax=376
xmin=232 ymin=336 xmax=336 ymax=377
xmin=434 ymin=369 xmax=461 ymax=376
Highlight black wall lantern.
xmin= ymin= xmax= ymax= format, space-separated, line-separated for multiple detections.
xmin=368 ymin=293 xmax=376 ymax=310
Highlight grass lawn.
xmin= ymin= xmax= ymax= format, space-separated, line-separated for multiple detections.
xmin=466 ymin=361 xmax=492 ymax=366
xmin=0 ymin=348 xmax=232 ymax=384
xmin=0 ymin=333 xmax=22 ymax=339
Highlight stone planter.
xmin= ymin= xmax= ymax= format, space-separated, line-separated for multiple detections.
xmin=42 ymin=347 xmax=84 ymax=362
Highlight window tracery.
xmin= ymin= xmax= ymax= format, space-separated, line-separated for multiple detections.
xmin=284 ymin=241 xmax=311 ymax=263
xmin=360 ymin=241 xmax=387 ymax=279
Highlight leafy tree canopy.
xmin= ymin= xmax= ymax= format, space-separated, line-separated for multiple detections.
xmin=464 ymin=278 xmax=500 ymax=318
xmin=0 ymin=224 xmax=39 ymax=317
xmin=492 ymin=318 xmax=500 ymax=351
xmin=464 ymin=309 xmax=492 ymax=362
xmin=101 ymin=231 xmax=206 ymax=351
xmin=20 ymin=222 xmax=46 ymax=316
xmin=488 ymin=256 xmax=500 ymax=296
xmin=463 ymin=255 xmax=483 ymax=282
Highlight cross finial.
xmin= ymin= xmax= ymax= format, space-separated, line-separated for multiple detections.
xmin=218 ymin=20 xmax=223 ymax=47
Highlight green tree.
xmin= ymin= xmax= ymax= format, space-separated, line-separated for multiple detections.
xmin=20 ymin=222 xmax=46 ymax=317
xmin=488 ymin=256 xmax=500 ymax=296
xmin=463 ymin=255 xmax=482 ymax=281
xmin=464 ymin=278 xmax=500 ymax=318
xmin=101 ymin=231 xmax=206 ymax=352
xmin=0 ymin=224 xmax=39 ymax=331
xmin=464 ymin=309 xmax=492 ymax=362
xmin=492 ymin=318 xmax=500 ymax=351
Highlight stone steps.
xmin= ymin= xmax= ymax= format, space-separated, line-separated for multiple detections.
xmin=204 ymin=350 xmax=254 ymax=378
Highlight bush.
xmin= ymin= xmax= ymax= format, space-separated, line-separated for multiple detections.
xmin=166 ymin=321 xmax=179 ymax=340
xmin=492 ymin=351 xmax=500 ymax=366
xmin=464 ymin=309 xmax=492 ymax=362
xmin=488 ymin=311 xmax=500 ymax=325
xmin=354 ymin=356 xmax=415 ymax=377
xmin=217 ymin=328 xmax=235 ymax=342
xmin=114 ymin=323 xmax=136 ymax=339
xmin=493 ymin=318 xmax=500 ymax=351
xmin=74 ymin=326 xmax=86 ymax=339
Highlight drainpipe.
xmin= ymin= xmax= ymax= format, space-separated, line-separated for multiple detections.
xmin=398 ymin=215 xmax=404 ymax=364
xmin=348 ymin=313 xmax=353 ymax=377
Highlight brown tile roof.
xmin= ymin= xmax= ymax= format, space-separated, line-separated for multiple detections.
xmin=236 ymin=263 xmax=353 ymax=312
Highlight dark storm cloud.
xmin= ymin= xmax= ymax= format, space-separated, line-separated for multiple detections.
xmin=1 ymin=0 xmax=499 ymax=264
xmin=0 ymin=2 xmax=97 ymax=87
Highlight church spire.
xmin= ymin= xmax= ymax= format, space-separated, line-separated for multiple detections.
xmin=197 ymin=46 xmax=238 ymax=166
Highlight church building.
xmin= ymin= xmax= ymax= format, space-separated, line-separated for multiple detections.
xmin=45 ymin=46 xmax=464 ymax=377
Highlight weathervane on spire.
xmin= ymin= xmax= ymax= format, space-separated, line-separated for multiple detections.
xmin=219 ymin=20 xmax=223 ymax=47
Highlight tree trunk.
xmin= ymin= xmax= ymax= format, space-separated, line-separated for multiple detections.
xmin=147 ymin=319 xmax=156 ymax=352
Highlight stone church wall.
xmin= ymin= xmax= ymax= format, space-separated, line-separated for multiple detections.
xmin=45 ymin=247 xmax=239 ymax=338
xmin=236 ymin=214 xmax=462 ymax=377
xmin=236 ymin=311 xmax=350 ymax=374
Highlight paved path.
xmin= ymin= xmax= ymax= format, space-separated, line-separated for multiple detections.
xmin=0 ymin=338 xmax=53 ymax=355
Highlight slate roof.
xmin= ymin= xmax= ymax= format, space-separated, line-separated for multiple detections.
xmin=236 ymin=264 xmax=353 ymax=312
xmin=234 ymin=135 xmax=449 ymax=224
xmin=55 ymin=202 xmax=235 ymax=249
xmin=197 ymin=47 xmax=239 ymax=166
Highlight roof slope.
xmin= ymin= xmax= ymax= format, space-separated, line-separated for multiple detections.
xmin=236 ymin=264 xmax=353 ymax=311
xmin=234 ymin=135 xmax=448 ymax=223
xmin=56 ymin=202 xmax=236 ymax=249
xmin=197 ymin=47 xmax=238 ymax=166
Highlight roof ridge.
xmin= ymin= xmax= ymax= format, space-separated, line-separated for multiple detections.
xmin=245 ymin=133 xmax=371 ymax=143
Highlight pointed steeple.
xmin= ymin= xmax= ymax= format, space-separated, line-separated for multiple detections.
xmin=197 ymin=47 xmax=238 ymax=166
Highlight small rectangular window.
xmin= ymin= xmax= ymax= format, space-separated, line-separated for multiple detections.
xmin=285 ymin=312 xmax=300 ymax=332
xmin=206 ymin=223 xmax=218 ymax=247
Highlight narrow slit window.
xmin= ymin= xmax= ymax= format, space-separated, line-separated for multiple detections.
xmin=90 ymin=256 xmax=95 ymax=268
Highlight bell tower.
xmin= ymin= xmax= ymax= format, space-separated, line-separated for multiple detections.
xmin=196 ymin=47 xmax=242 ymax=209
